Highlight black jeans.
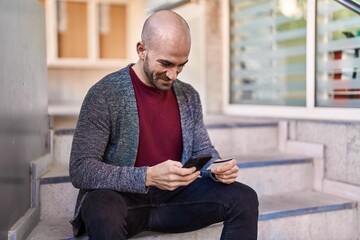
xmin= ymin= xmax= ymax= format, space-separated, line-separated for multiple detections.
xmin=81 ymin=178 xmax=259 ymax=240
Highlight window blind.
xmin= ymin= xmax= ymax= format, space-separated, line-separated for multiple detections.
xmin=316 ymin=0 xmax=360 ymax=107
xmin=229 ymin=0 xmax=307 ymax=106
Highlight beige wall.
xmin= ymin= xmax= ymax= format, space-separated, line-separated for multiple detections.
xmin=48 ymin=67 xmax=118 ymax=106
xmin=204 ymin=0 xmax=224 ymax=113
xmin=172 ymin=0 xmax=224 ymax=114
xmin=172 ymin=2 xmax=207 ymax=111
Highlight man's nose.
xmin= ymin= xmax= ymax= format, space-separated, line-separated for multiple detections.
xmin=166 ymin=67 xmax=179 ymax=80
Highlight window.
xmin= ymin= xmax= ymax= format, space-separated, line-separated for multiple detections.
xmin=57 ymin=1 xmax=88 ymax=58
xmin=316 ymin=0 xmax=360 ymax=108
xmin=227 ymin=0 xmax=360 ymax=120
xmin=229 ymin=0 xmax=307 ymax=106
xmin=99 ymin=3 xmax=127 ymax=59
xmin=43 ymin=0 xmax=129 ymax=66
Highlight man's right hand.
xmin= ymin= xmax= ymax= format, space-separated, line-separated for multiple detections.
xmin=145 ymin=160 xmax=200 ymax=191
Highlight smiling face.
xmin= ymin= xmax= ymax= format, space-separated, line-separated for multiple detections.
xmin=134 ymin=10 xmax=191 ymax=91
xmin=141 ymin=40 xmax=190 ymax=90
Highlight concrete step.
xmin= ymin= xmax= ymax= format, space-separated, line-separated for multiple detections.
xmin=205 ymin=115 xmax=278 ymax=156
xmin=38 ymin=152 xmax=313 ymax=220
xmin=52 ymin=116 xmax=279 ymax=166
xmin=236 ymin=152 xmax=313 ymax=196
xmin=39 ymin=165 xmax=75 ymax=220
xmin=53 ymin=129 xmax=75 ymax=167
xmin=27 ymin=191 xmax=358 ymax=240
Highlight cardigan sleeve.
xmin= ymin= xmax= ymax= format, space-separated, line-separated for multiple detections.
xmin=193 ymin=99 xmax=221 ymax=178
xmin=179 ymin=84 xmax=220 ymax=180
xmin=69 ymin=84 xmax=148 ymax=194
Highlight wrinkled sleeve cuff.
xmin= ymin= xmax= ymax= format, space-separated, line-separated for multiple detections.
xmin=200 ymin=169 xmax=219 ymax=182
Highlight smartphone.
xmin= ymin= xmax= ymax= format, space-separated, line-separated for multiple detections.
xmin=182 ymin=154 xmax=212 ymax=170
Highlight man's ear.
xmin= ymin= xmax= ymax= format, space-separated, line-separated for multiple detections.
xmin=136 ymin=41 xmax=146 ymax=60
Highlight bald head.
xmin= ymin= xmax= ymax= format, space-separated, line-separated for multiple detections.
xmin=141 ymin=10 xmax=191 ymax=50
xmin=133 ymin=10 xmax=191 ymax=90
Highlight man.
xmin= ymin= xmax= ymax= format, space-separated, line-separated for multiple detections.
xmin=70 ymin=10 xmax=258 ymax=239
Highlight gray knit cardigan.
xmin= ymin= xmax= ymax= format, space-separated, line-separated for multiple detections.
xmin=69 ymin=65 xmax=220 ymax=235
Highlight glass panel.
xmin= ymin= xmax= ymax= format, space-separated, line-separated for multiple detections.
xmin=229 ymin=0 xmax=307 ymax=106
xmin=57 ymin=1 xmax=88 ymax=58
xmin=316 ymin=0 xmax=360 ymax=107
xmin=99 ymin=3 xmax=127 ymax=59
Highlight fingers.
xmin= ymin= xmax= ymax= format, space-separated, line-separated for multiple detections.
xmin=212 ymin=159 xmax=239 ymax=184
xmin=211 ymin=159 xmax=238 ymax=174
xmin=215 ymin=171 xmax=238 ymax=184
xmin=164 ymin=160 xmax=198 ymax=176
xmin=146 ymin=160 xmax=200 ymax=191
xmin=161 ymin=170 xmax=200 ymax=191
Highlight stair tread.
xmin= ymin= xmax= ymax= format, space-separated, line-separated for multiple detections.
xmin=235 ymin=152 xmax=311 ymax=168
xmin=204 ymin=115 xmax=278 ymax=128
xmin=40 ymin=164 xmax=69 ymax=184
xmin=27 ymin=191 xmax=356 ymax=240
xmin=259 ymin=191 xmax=356 ymax=220
xmin=42 ymin=165 xmax=69 ymax=178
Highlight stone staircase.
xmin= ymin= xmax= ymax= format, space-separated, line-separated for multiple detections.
xmin=27 ymin=116 xmax=359 ymax=240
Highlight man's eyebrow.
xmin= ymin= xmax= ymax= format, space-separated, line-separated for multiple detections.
xmin=180 ymin=60 xmax=189 ymax=66
xmin=157 ymin=59 xmax=188 ymax=66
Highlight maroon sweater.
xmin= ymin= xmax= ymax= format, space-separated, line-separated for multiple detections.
xmin=130 ymin=67 xmax=183 ymax=167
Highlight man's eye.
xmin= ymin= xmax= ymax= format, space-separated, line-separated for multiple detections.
xmin=160 ymin=62 xmax=171 ymax=67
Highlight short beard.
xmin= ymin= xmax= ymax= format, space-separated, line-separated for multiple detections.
xmin=143 ymin=55 xmax=174 ymax=91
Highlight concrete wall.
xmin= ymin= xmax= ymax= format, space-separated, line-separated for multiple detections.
xmin=48 ymin=67 xmax=116 ymax=106
xmin=0 ymin=1 xmax=48 ymax=239
xmin=204 ymin=0 xmax=224 ymax=113
xmin=171 ymin=0 xmax=224 ymax=114
xmin=289 ymin=121 xmax=360 ymax=185
xmin=172 ymin=2 xmax=207 ymax=111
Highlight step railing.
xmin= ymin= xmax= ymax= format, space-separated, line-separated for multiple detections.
xmin=334 ymin=0 xmax=360 ymax=14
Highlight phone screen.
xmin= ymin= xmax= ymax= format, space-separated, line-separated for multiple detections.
xmin=182 ymin=154 xmax=212 ymax=170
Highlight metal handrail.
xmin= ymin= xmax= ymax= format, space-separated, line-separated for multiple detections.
xmin=147 ymin=0 xmax=191 ymax=13
xmin=334 ymin=0 xmax=360 ymax=15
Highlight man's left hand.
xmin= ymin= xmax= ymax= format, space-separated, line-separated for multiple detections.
xmin=211 ymin=159 xmax=239 ymax=184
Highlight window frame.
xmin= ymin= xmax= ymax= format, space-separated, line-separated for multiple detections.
xmin=223 ymin=0 xmax=360 ymax=121
xmin=44 ymin=0 xmax=132 ymax=68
